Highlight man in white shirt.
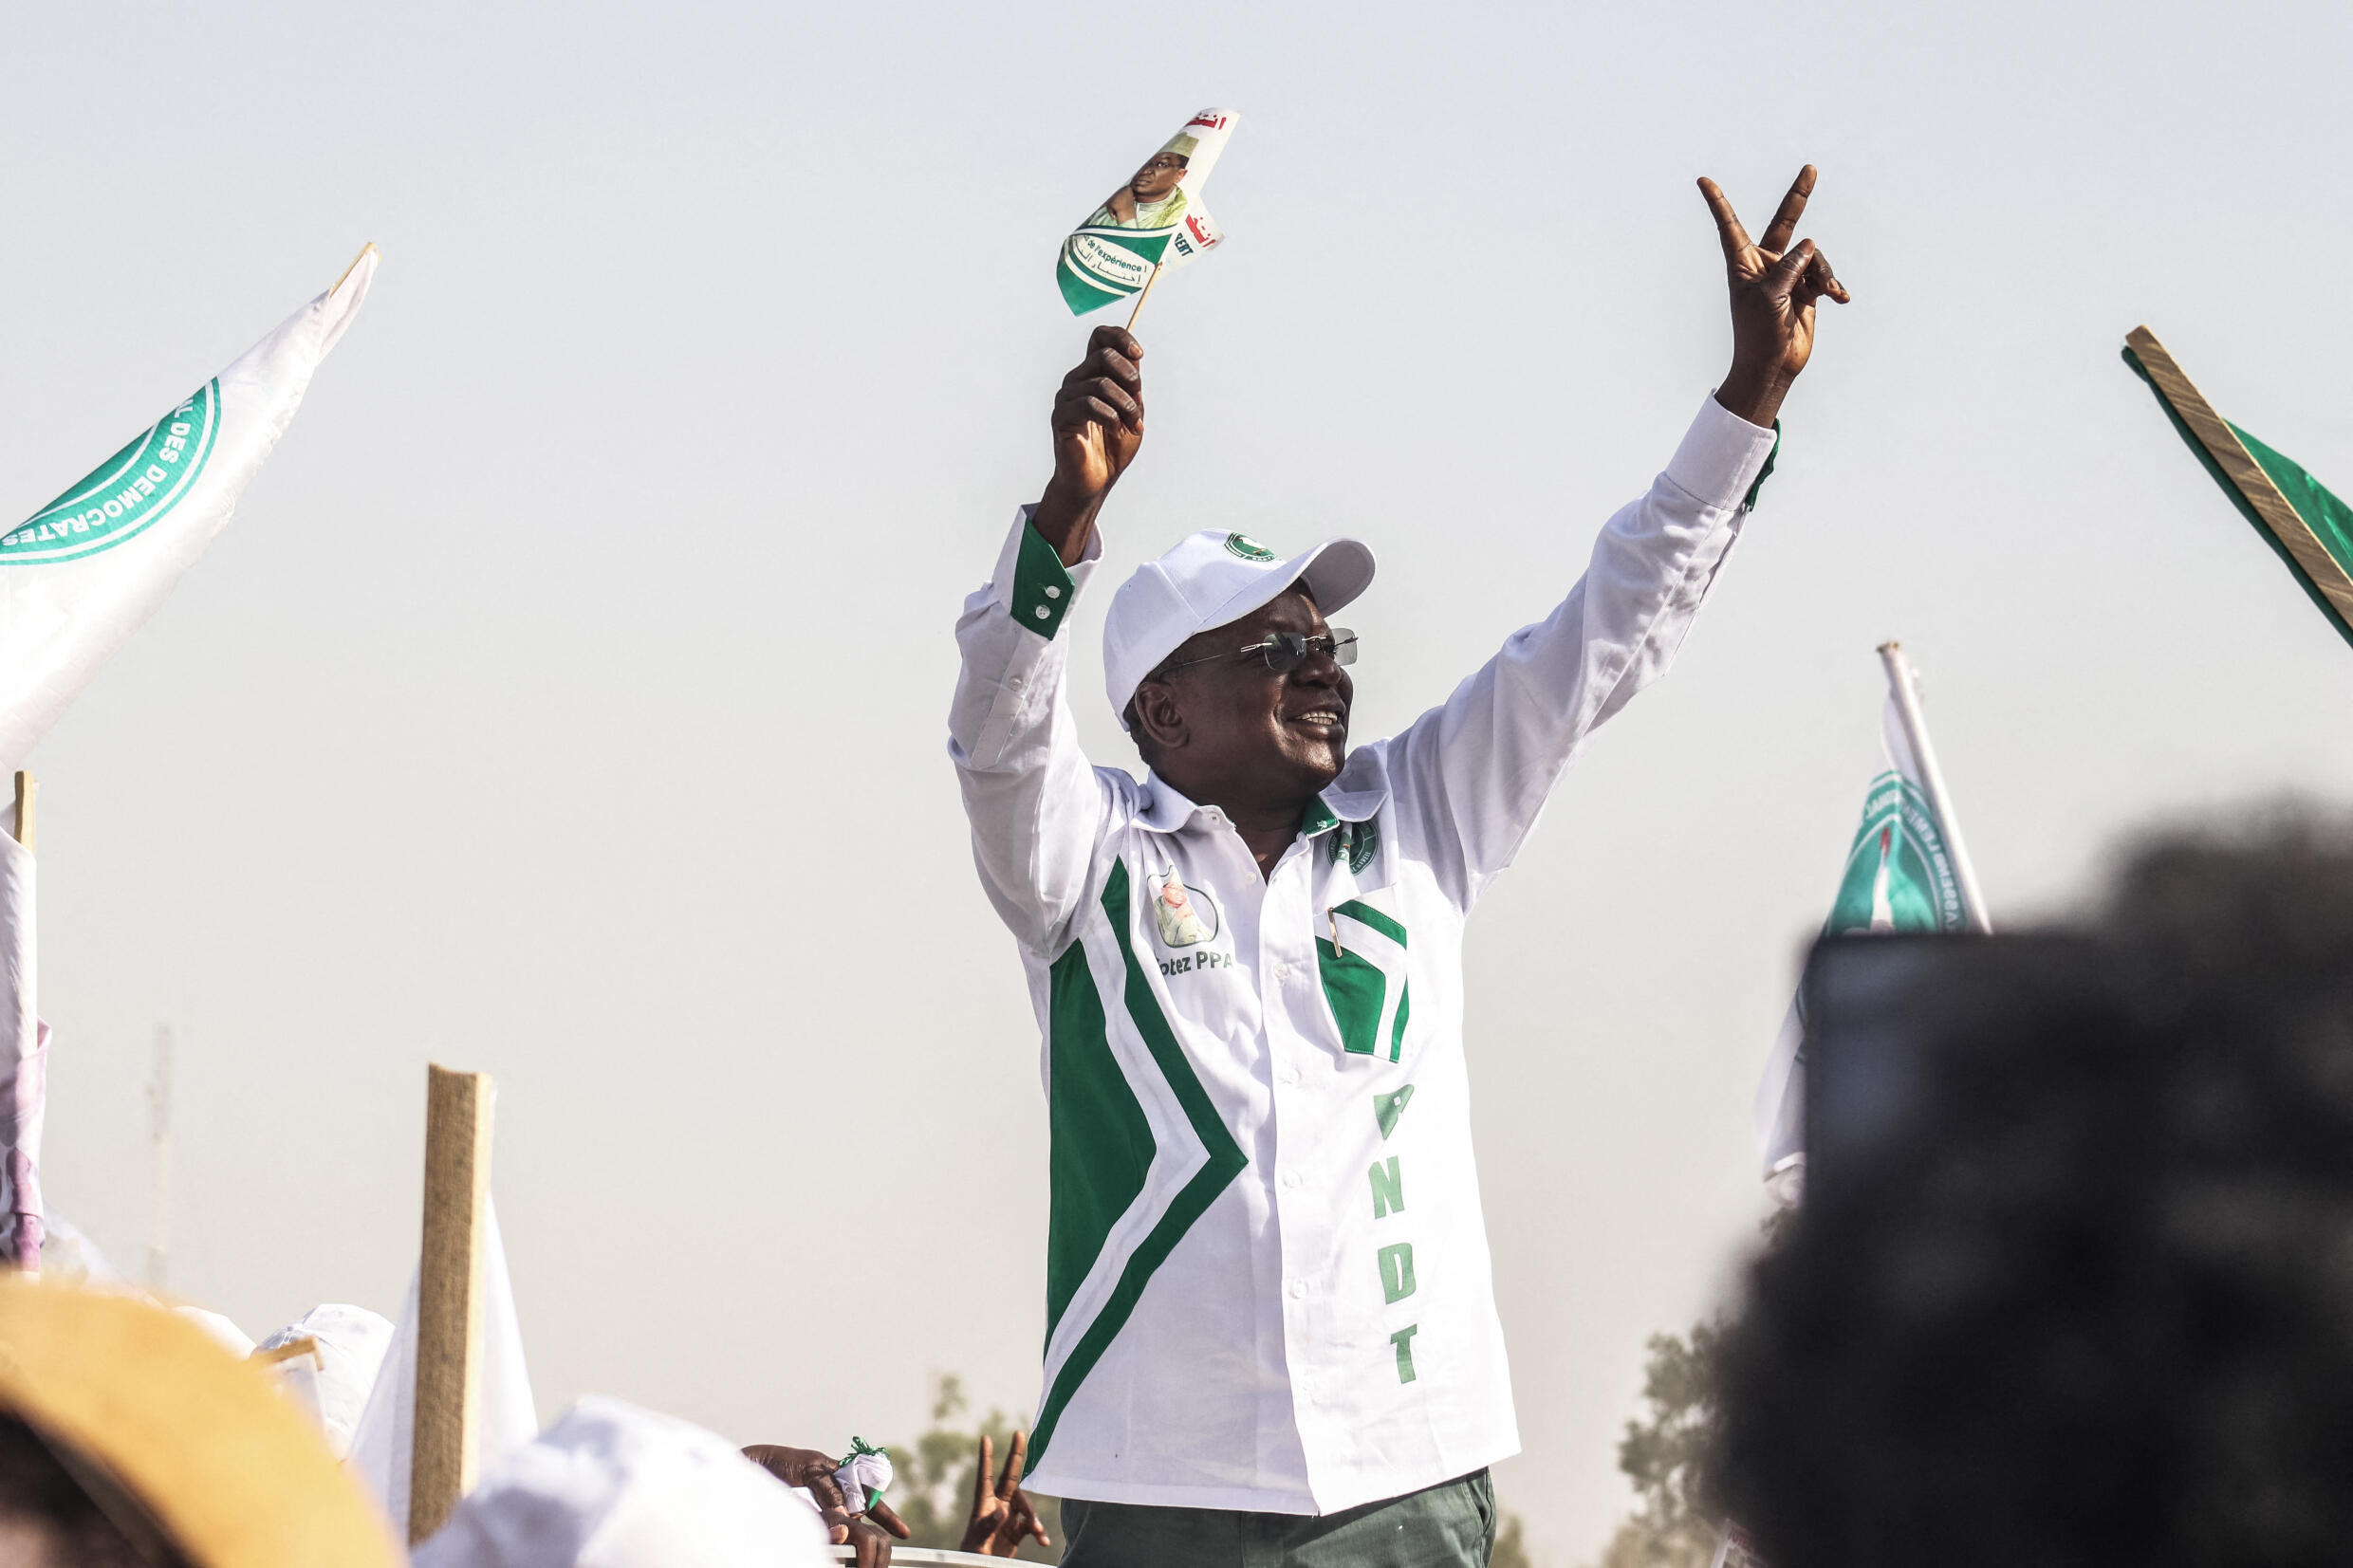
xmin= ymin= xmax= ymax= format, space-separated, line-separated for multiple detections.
xmin=949 ymin=166 xmax=1847 ymax=1566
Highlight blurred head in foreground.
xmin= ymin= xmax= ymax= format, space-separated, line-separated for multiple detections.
xmin=412 ymin=1396 xmax=829 ymax=1568
xmin=1714 ymin=818 xmax=2353 ymax=1568
xmin=0 ymin=1279 xmax=399 ymax=1568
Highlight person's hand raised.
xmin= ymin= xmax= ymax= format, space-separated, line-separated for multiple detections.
xmin=1032 ymin=325 xmax=1144 ymax=565
xmin=739 ymin=1444 xmax=910 ymax=1566
xmin=1697 ymin=165 xmax=1850 ymax=429
xmin=959 ymin=1430 xmax=1052 ymax=1558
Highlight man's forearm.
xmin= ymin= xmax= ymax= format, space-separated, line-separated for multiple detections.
xmin=1030 ymin=478 xmax=1107 ymax=567
xmin=1714 ymin=366 xmax=1795 ymax=430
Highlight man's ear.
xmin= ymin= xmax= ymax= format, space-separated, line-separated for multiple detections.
xmin=1130 ymin=680 xmax=1188 ymax=757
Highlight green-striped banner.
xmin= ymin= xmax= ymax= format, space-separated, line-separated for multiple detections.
xmin=2124 ymin=326 xmax=2353 ymax=650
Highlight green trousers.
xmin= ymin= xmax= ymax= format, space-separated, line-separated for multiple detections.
xmin=1057 ymin=1469 xmax=1495 ymax=1568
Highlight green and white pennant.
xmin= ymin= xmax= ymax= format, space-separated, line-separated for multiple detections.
xmin=2123 ymin=326 xmax=2353 ymax=651
xmin=1754 ymin=690 xmax=1979 ymax=1178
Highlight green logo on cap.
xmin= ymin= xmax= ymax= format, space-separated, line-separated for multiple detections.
xmin=1224 ymin=532 xmax=1276 ymax=563
xmin=2 ymin=382 xmax=221 ymax=565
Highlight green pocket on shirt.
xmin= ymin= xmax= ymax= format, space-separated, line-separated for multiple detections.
xmin=1318 ymin=900 xmax=1411 ymax=1062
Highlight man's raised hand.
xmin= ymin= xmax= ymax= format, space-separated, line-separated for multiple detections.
xmin=1698 ymin=164 xmax=1850 ymax=429
xmin=1033 ymin=325 xmax=1145 ymax=566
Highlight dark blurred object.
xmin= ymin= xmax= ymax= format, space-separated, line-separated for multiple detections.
xmin=0 ymin=1279 xmax=398 ymax=1568
xmin=0 ymin=1411 xmax=185 ymax=1568
xmin=1714 ymin=819 xmax=2353 ymax=1568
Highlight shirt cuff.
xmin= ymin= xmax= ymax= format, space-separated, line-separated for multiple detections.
xmin=1663 ymin=396 xmax=1781 ymax=512
xmin=991 ymin=505 xmax=1101 ymax=641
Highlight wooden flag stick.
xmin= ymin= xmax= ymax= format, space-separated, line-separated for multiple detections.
xmin=9 ymin=773 xmax=33 ymax=853
xmin=411 ymin=1064 xmax=495 ymax=1543
xmin=1125 ymin=263 xmax=1165 ymax=331
xmin=2125 ymin=325 xmax=2353 ymax=621
xmin=332 ymin=242 xmax=379 ymax=299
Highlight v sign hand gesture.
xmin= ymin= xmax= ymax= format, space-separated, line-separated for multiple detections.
xmin=1699 ymin=164 xmax=1850 ymax=429
xmin=960 ymin=1430 xmax=1052 ymax=1558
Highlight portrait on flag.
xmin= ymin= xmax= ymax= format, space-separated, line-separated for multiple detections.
xmin=1084 ymin=137 xmax=1195 ymax=231
xmin=1057 ymin=109 xmax=1236 ymax=315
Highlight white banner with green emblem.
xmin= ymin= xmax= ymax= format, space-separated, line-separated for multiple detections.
xmin=1753 ymin=690 xmax=1982 ymax=1180
xmin=1058 ymin=109 xmax=1237 ymax=315
xmin=0 ymin=247 xmax=378 ymax=777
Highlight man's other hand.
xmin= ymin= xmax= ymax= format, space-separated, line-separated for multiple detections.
xmin=960 ymin=1430 xmax=1053 ymax=1558
xmin=1033 ymin=325 xmax=1145 ymax=566
xmin=741 ymin=1444 xmax=910 ymax=1566
xmin=1698 ymin=164 xmax=1850 ymax=429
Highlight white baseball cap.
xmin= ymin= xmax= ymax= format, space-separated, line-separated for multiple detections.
xmin=412 ymin=1396 xmax=829 ymax=1568
xmin=1103 ymin=529 xmax=1377 ymax=730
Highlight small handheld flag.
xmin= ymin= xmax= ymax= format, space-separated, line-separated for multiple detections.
xmin=834 ymin=1437 xmax=892 ymax=1514
xmin=1058 ymin=109 xmax=1238 ymax=318
xmin=2123 ymin=326 xmax=2353 ymax=651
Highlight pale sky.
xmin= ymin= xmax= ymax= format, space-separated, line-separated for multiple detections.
xmin=8 ymin=2 xmax=2353 ymax=1559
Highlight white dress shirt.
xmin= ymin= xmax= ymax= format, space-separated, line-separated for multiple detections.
xmin=947 ymin=396 xmax=1779 ymax=1513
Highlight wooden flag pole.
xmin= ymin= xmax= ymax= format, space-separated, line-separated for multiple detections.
xmin=410 ymin=1064 xmax=495 ymax=1543
xmin=9 ymin=773 xmax=33 ymax=852
xmin=332 ymin=242 xmax=379 ymax=299
xmin=1877 ymin=642 xmax=1993 ymax=934
xmin=2124 ymin=325 xmax=2353 ymax=622
xmin=1125 ymin=263 xmax=1165 ymax=331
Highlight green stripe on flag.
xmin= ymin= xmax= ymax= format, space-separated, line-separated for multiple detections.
xmin=2124 ymin=346 xmax=2353 ymax=651
xmin=1057 ymin=255 xmax=1129 ymax=316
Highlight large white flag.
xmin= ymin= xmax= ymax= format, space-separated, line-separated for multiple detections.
xmin=0 ymin=247 xmax=378 ymax=777
xmin=348 ymin=1198 xmax=538 ymax=1529
xmin=0 ymin=249 xmax=375 ymax=1266
xmin=1753 ymin=692 xmax=1981 ymax=1181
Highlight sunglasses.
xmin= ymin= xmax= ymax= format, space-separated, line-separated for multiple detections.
xmin=1157 ymin=629 xmax=1358 ymax=678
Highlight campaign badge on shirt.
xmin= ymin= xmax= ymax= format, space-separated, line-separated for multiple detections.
xmin=1148 ymin=868 xmax=1219 ymax=948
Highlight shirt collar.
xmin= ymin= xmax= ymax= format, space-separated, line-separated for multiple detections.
xmin=1139 ymin=772 xmax=1389 ymax=838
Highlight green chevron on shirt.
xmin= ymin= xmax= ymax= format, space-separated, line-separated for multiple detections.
xmin=1029 ymin=860 xmax=1248 ymax=1469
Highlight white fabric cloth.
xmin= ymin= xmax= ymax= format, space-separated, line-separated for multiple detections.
xmin=1100 ymin=529 xmax=1375 ymax=729
xmin=258 ymin=1303 xmax=397 ymax=1460
xmin=0 ymin=828 xmax=39 ymax=1269
xmin=411 ymin=1396 xmax=829 ymax=1568
xmin=0 ymin=248 xmax=376 ymax=778
xmin=349 ymin=1198 xmax=538 ymax=1522
xmin=832 ymin=1443 xmax=893 ymax=1512
xmin=949 ymin=396 xmax=1777 ymax=1512
xmin=176 ymin=1304 xmax=256 ymax=1358
xmin=35 ymin=1208 xmax=126 ymax=1283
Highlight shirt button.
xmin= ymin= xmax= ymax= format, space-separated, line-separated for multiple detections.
xmin=1281 ymin=1171 xmax=1302 ymax=1190
xmin=1279 ymin=1065 xmax=1300 ymax=1085
xmin=1033 ymin=605 xmax=1050 ymax=620
xmin=1288 ymin=1279 xmax=1309 ymax=1300
xmin=1045 ymin=584 xmax=1062 ymax=599
xmin=1274 ymin=963 xmax=1293 ymax=980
